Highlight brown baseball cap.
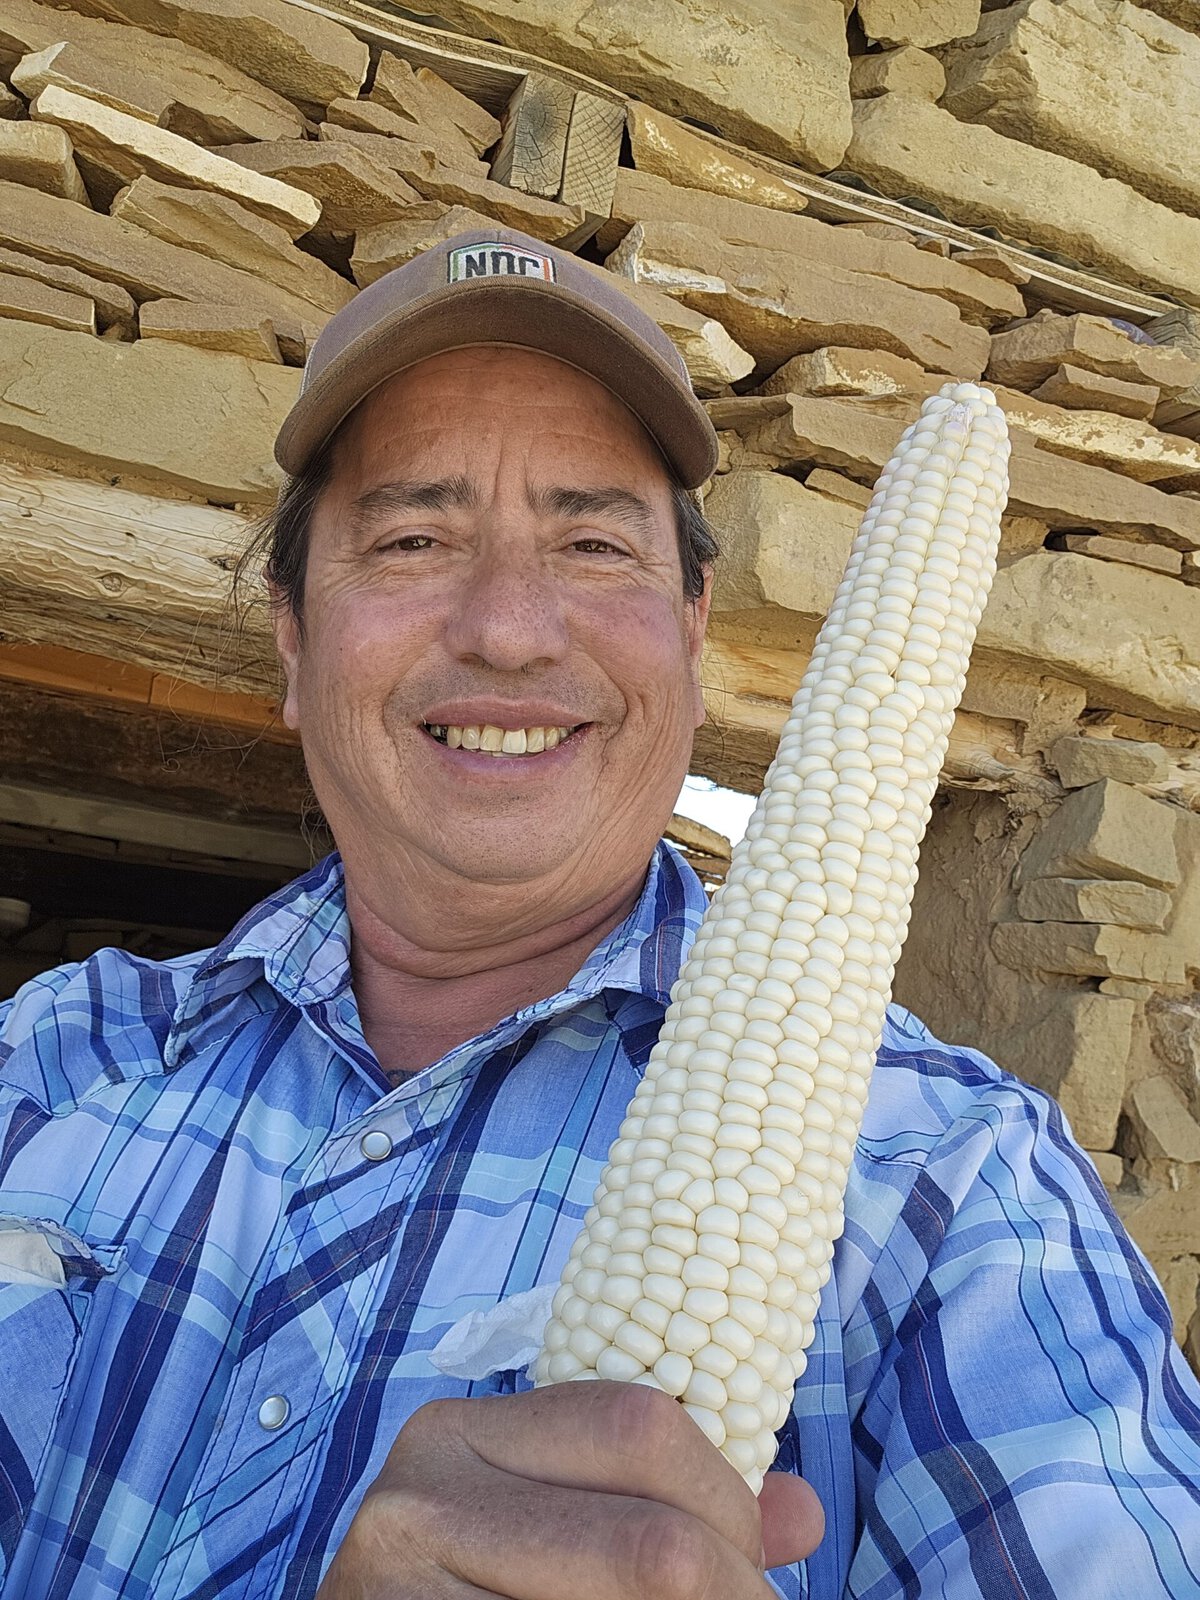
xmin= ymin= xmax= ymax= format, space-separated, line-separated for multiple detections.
xmin=274 ymin=225 xmax=719 ymax=488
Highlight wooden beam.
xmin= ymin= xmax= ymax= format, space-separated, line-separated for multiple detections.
xmin=0 ymin=781 xmax=310 ymax=869
xmin=0 ymin=460 xmax=275 ymax=698
xmin=491 ymin=72 xmax=576 ymax=197
xmin=558 ymin=90 xmax=625 ymax=235
xmin=0 ymin=642 xmax=288 ymax=737
xmin=0 ymin=678 xmax=308 ymax=832
xmin=281 ymin=0 xmax=623 ymax=115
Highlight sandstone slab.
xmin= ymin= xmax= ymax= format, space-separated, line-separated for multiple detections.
xmin=719 ymin=393 xmax=904 ymax=479
xmin=718 ymin=387 xmax=1200 ymax=548
xmin=942 ymin=0 xmax=1200 ymax=219
xmin=847 ymin=93 xmax=1200 ymax=304
xmin=324 ymin=95 xmax=421 ymax=141
xmin=959 ymin=667 xmax=1083 ymax=753
xmin=857 ymin=0 xmax=981 ymax=46
xmin=0 ymin=86 xmax=21 ymax=121
xmin=31 ymin=86 xmax=320 ymax=234
xmin=991 ymin=919 xmax=1182 ymax=983
xmin=0 ymin=245 xmax=135 ymax=334
xmin=111 ymin=177 xmax=354 ymax=317
xmin=0 ymin=180 xmax=326 ymax=356
xmin=0 ymin=0 xmax=305 ymax=144
xmin=1019 ymin=778 xmax=1181 ymax=889
xmin=996 ymin=990 xmax=1134 ymax=1149
xmin=1058 ymin=533 xmax=1183 ymax=576
xmin=1089 ymin=1151 xmax=1125 ymax=1188
xmin=979 ymin=551 xmax=1200 ymax=727
xmin=369 ymin=51 xmax=483 ymax=167
xmin=1127 ymin=1075 xmax=1200 ymax=1164
xmin=1016 ymin=876 xmax=1172 ymax=929
xmin=66 ymin=0 xmax=368 ymax=110
xmin=626 ymin=103 xmax=808 ymax=216
xmin=607 ymin=221 xmax=989 ymax=377
xmin=139 ymin=297 xmax=281 ymax=361
xmin=850 ymin=46 xmax=945 ymax=99
xmin=1099 ymin=978 xmax=1155 ymax=999
xmin=0 ymin=314 xmax=297 ymax=500
xmin=218 ymin=137 xmax=420 ymax=235
xmin=761 ymin=344 xmax=928 ymax=401
xmin=705 ymin=470 xmax=859 ymax=622
xmin=413 ymin=67 xmax=499 ymax=157
xmin=0 ymin=117 xmax=87 ymax=203
xmin=1051 ymin=734 xmax=1169 ymax=788
xmin=1032 ymin=363 xmax=1160 ymax=421
xmin=410 ymin=0 xmax=852 ymax=170
xmin=988 ymin=312 xmax=1200 ymax=398
xmin=11 ymin=41 xmax=173 ymax=125
xmin=317 ymin=125 xmax=585 ymax=240
xmin=0 ymin=270 xmax=94 ymax=334
xmin=1005 ymin=441 xmax=1200 ymax=549
xmin=602 ymin=185 xmax=1022 ymax=327
xmin=998 ymin=386 xmax=1200 ymax=486
xmin=949 ymin=245 xmax=1031 ymax=286
xmin=1115 ymin=1164 xmax=1200 ymax=1259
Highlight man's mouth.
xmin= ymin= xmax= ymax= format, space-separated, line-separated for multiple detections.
xmin=422 ymin=722 xmax=586 ymax=756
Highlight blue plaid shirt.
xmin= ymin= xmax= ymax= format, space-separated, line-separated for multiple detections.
xmin=1 ymin=843 xmax=1198 ymax=1599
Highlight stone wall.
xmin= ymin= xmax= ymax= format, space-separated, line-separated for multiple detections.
xmin=0 ymin=0 xmax=1198 ymax=1366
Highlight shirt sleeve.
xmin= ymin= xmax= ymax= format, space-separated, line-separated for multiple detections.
xmin=845 ymin=1079 xmax=1200 ymax=1598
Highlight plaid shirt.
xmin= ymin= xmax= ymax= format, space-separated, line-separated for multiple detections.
xmin=1 ymin=843 xmax=1198 ymax=1600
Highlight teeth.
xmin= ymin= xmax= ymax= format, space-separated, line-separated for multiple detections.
xmin=426 ymin=721 xmax=576 ymax=756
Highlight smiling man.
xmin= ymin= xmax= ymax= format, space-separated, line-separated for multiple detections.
xmin=0 ymin=228 xmax=1198 ymax=1600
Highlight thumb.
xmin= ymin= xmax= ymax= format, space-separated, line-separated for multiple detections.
xmin=758 ymin=1470 xmax=825 ymax=1570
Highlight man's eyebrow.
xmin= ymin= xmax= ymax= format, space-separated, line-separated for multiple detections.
xmin=532 ymin=485 xmax=660 ymax=538
xmin=348 ymin=475 xmax=480 ymax=531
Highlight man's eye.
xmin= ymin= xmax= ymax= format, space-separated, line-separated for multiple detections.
xmin=572 ymin=537 xmax=623 ymax=554
xmin=379 ymin=534 xmax=437 ymax=552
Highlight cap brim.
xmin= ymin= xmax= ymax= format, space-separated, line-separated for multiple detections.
xmin=274 ymin=275 xmax=719 ymax=488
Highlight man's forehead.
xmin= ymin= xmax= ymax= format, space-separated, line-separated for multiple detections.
xmin=331 ymin=345 xmax=673 ymax=482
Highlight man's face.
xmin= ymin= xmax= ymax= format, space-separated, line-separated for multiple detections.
xmin=273 ymin=346 xmax=711 ymax=923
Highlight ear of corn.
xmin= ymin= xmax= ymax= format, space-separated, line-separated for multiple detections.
xmin=533 ymin=380 xmax=1010 ymax=1491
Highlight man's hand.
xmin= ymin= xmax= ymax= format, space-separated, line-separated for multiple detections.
xmin=316 ymin=1380 xmax=824 ymax=1598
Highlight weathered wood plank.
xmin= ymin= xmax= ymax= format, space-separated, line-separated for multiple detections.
xmin=0 ymin=678 xmax=307 ymax=831
xmin=491 ymin=72 xmax=575 ymax=197
xmin=559 ymin=90 xmax=624 ymax=225
xmin=0 ymin=460 xmax=275 ymax=698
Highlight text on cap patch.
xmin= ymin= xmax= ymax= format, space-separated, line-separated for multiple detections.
xmin=447 ymin=242 xmax=557 ymax=283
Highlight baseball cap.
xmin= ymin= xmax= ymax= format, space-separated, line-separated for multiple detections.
xmin=274 ymin=226 xmax=719 ymax=488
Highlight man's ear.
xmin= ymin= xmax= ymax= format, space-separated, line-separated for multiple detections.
xmin=687 ymin=565 xmax=713 ymax=731
xmin=268 ymin=580 xmax=303 ymax=731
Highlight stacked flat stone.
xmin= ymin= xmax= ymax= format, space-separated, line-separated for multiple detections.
xmin=533 ymin=380 xmax=1010 ymax=1491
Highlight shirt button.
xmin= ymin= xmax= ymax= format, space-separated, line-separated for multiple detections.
xmin=258 ymin=1394 xmax=290 ymax=1431
xmin=360 ymin=1129 xmax=393 ymax=1162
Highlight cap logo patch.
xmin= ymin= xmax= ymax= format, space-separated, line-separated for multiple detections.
xmin=447 ymin=242 xmax=557 ymax=283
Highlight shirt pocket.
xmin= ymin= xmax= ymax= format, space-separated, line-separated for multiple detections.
xmin=0 ymin=1217 xmax=123 ymax=1567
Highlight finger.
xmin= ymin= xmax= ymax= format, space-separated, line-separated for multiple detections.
xmin=402 ymin=1449 xmax=775 ymax=1600
xmin=758 ymin=1471 xmax=826 ymax=1570
xmin=444 ymin=1382 xmax=763 ymax=1570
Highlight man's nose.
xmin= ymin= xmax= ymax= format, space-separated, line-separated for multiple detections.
xmin=443 ymin=549 xmax=571 ymax=672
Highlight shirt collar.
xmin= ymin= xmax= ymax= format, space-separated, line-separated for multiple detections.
xmin=167 ymin=841 xmax=708 ymax=1059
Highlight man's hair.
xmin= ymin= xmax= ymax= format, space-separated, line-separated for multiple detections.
xmin=242 ymin=432 xmax=720 ymax=630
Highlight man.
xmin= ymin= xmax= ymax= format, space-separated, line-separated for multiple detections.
xmin=0 ymin=226 xmax=1197 ymax=1600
